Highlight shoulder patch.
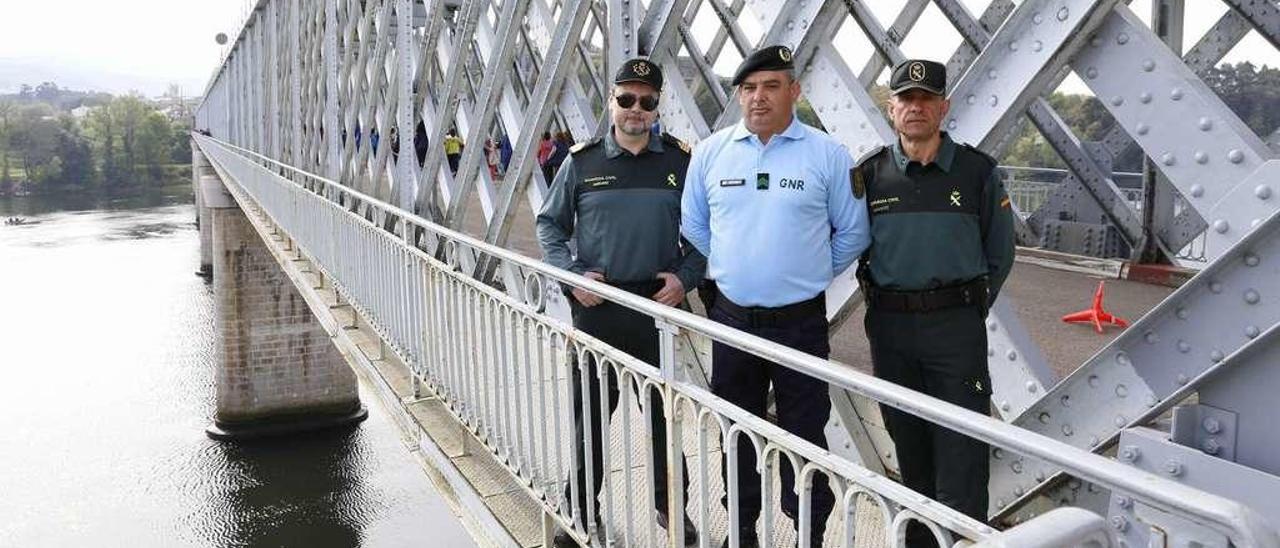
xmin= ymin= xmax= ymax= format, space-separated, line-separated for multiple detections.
xmin=851 ymin=166 xmax=866 ymax=199
xmin=853 ymin=144 xmax=886 ymax=167
xmin=569 ymin=137 xmax=601 ymax=154
xmin=660 ymin=132 xmax=692 ymax=154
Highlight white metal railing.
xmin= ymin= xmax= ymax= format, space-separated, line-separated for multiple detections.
xmin=195 ymin=134 xmax=1277 ymax=548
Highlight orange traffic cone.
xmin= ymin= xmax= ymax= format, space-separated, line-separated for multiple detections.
xmin=1062 ymin=280 xmax=1130 ymax=334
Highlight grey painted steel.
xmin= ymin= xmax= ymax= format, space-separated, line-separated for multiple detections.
xmin=395 ymin=0 xmax=417 ymax=212
xmin=1108 ymin=426 xmax=1280 ymax=548
xmin=1222 ymin=0 xmax=1280 ymax=50
xmin=476 ymin=0 xmax=594 ymax=280
xmin=993 ymin=194 xmax=1280 ymax=518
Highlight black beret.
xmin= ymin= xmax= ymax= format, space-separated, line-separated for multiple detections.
xmin=890 ymin=59 xmax=946 ymax=95
xmin=731 ymin=45 xmax=795 ymax=86
xmin=614 ymin=57 xmax=663 ymax=91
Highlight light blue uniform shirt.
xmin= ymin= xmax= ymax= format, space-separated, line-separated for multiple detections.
xmin=681 ymin=117 xmax=871 ymax=307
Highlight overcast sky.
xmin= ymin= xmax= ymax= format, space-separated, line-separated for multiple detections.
xmin=0 ymin=0 xmax=1275 ymax=97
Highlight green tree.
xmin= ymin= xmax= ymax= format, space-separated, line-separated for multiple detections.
xmin=0 ymin=100 xmax=15 ymax=184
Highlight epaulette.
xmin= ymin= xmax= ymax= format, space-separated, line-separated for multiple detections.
xmin=959 ymin=142 xmax=998 ymax=170
xmin=569 ymin=137 xmax=601 ymax=154
xmin=852 ymin=144 xmax=885 ymax=167
xmin=660 ymin=132 xmax=692 ymax=154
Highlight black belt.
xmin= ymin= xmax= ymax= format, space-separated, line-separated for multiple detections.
xmin=714 ymin=292 xmax=825 ymax=328
xmin=865 ymin=278 xmax=988 ymax=313
xmin=609 ymin=279 xmax=665 ymax=295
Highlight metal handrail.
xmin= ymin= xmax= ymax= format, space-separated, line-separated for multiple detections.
xmin=195 ymin=133 xmax=1278 ymax=547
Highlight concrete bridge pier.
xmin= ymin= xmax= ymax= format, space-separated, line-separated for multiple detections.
xmin=192 ymin=147 xmax=215 ymax=278
xmin=200 ymin=176 xmax=366 ymax=440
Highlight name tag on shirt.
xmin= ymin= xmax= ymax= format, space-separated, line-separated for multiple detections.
xmin=719 ymin=178 xmax=745 ymax=187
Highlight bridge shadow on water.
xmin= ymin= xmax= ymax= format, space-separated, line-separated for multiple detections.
xmin=192 ymin=427 xmax=376 ymax=548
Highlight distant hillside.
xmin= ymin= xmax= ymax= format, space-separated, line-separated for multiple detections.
xmin=0 ymin=57 xmax=206 ymax=98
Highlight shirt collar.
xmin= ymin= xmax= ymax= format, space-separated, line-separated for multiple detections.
xmin=891 ymin=131 xmax=958 ymax=172
xmin=731 ymin=115 xmax=807 ymax=143
xmin=604 ymin=128 xmax=664 ymax=158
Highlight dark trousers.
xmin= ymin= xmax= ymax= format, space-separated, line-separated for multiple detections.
xmin=709 ymin=300 xmax=834 ymax=544
xmin=564 ymin=293 xmax=690 ymax=526
xmin=864 ymin=306 xmax=991 ymax=547
xmin=447 ymin=152 xmax=461 ymax=173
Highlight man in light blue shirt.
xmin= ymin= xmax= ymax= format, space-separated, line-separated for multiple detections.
xmin=680 ymin=45 xmax=870 ymax=548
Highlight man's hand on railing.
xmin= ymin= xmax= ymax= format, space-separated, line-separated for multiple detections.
xmin=571 ymin=271 xmax=606 ymax=307
xmin=652 ymin=272 xmax=685 ymax=307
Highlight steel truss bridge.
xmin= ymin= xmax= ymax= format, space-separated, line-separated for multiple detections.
xmin=194 ymin=0 xmax=1280 ymax=545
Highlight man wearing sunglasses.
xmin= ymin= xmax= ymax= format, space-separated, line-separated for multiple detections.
xmin=537 ymin=57 xmax=704 ymax=547
xmin=681 ymin=45 xmax=870 ymax=548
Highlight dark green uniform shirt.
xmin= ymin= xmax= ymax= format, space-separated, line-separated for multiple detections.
xmin=857 ymin=132 xmax=1015 ymax=303
xmin=536 ymin=131 xmax=706 ymax=290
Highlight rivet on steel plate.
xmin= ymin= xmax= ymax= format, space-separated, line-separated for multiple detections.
xmin=1056 ymin=7 xmax=1069 ymax=21
xmin=1202 ymin=439 xmax=1221 ymax=455
xmin=966 ymin=94 xmax=976 ymax=105
xmin=1009 ymin=41 xmax=1019 ymax=51
xmin=1195 ymin=151 xmax=1208 ymax=164
xmin=1243 ymin=289 xmax=1260 ymax=305
xmin=1170 ymin=88 xmax=1183 ymax=101
xmin=1161 ymin=153 xmax=1175 ymax=166
xmin=1032 ymin=12 xmax=1043 ymax=24
xmin=1117 ymin=33 xmax=1129 ymax=45
xmin=1062 ymin=424 xmax=1073 ymax=436
xmin=1209 ymin=281 xmax=1222 ymax=293
xmin=988 ymin=347 xmax=995 ymax=357
xmin=1086 ymin=67 xmax=1098 ymax=79
xmin=1144 ymin=331 xmax=1158 ymax=344
xmin=1088 ymin=374 xmax=1100 ymax=387
xmin=1037 ymin=412 xmax=1050 ymax=424
xmin=1111 ymin=515 xmax=1128 ymax=532
xmin=1164 ymin=460 xmax=1183 ymax=477
xmin=1246 ymin=325 xmax=1260 ymax=339
xmin=1115 ymin=384 xmax=1128 ymax=397
xmin=1139 ymin=92 xmax=1152 ymax=103
xmin=1114 ymin=415 xmax=1127 ymax=427
xmin=1198 ymin=117 xmax=1213 ymax=131
xmin=1244 ymin=253 xmax=1259 ymax=267
xmin=1000 ymin=401 xmax=1010 ymax=412
xmin=1119 ymin=445 xmax=1140 ymax=463
xmin=1228 ymin=149 xmax=1244 ymax=163
xmin=1214 ymin=219 xmax=1230 ymax=234
xmin=1060 ymin=395 xmax=1071 ymax=407
xmin=1136 ymin=123 xmax=1149 ymax=135
xmin=1007 ymin=350 xmax=1018 ymax=361
xmin=1011 ymin=460 xmax=1023 ymax=473
xmin=1177 ymin=340 xmax=1190 ymax=353
xmin=988 ymin=95 xmax=998 ymax=107
xmin=1026 ymin=381 xmax=1038 ymax=393
xmin=1110 ymin=95 xmax=1122 ymax=106
xmin=993 ymin=448 xmax=1004 ymax=459
xmin=1176 ymin=373 xmax=1190 ymax=384
xmin=1142 ymin=59 xmax=1155 ymax=71
xmin=1203 ymin=417 xmax=1221 ymax=434
xmin=1117 ymin=496 xmax=1133 ymax=509
xmin=1257 ymin=185 xmax=1273 ymax=200
xmin=1032 ymin=40 xmax=1043 ymax=52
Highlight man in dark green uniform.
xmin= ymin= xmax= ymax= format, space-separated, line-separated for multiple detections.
xmin=536 ymin=58 xmax=704 ymax=547
xmin=855 ymin=59 xmax=1015 ymax=547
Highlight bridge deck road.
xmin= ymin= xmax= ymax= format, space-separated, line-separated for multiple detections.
xmin=457 ymin=191 xmax=1176 ymax=382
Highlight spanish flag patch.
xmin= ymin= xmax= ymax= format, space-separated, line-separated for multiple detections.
xmin=1000 ymin=196 xmax=1011 ymax=209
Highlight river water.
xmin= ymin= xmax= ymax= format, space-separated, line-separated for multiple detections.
xmin=0 ymin=193 xmax=475 ymax=547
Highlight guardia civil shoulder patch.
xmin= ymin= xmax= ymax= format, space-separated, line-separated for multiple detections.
xmin=851 ymin=167 xmax=865 ymax=199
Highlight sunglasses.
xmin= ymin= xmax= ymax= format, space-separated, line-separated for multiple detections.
xmin=614 ymin=93 xmax=660 ymax=111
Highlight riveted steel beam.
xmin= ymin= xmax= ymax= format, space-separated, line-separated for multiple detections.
xmin=1222 ymin=0 xmax=1280 ymax=50
xmin=475 ymin=0 xmax=595 ymax=280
